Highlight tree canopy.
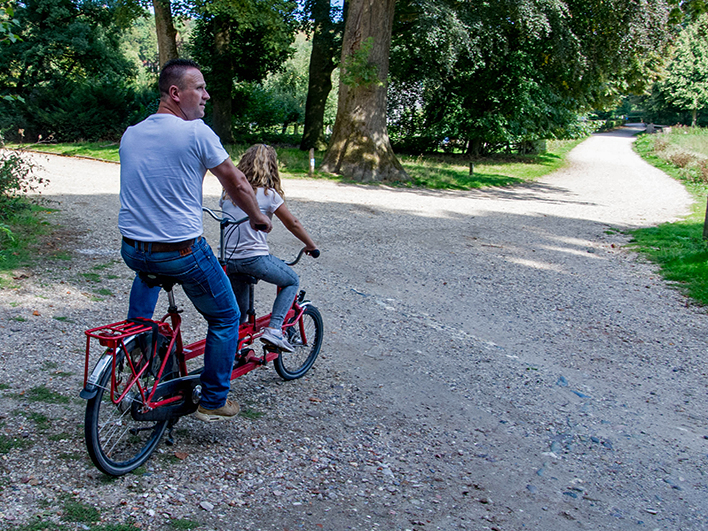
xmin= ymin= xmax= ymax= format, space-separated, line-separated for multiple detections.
xmin=387 ymin=0 xmax=671 ymax=155
xmin=0 ymin=0 xmax=148 ymax=141
xmin=661 ymin=13 xmax=708 ymax=126
xmin=189 ymin=0 xmax=297 ymax=142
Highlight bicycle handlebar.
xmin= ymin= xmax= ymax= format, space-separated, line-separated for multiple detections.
xmin=286 ymin=248 xmax=320 ymax=266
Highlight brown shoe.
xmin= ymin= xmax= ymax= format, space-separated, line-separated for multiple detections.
xmin=194 ymin=399 xmax=240 ymax=422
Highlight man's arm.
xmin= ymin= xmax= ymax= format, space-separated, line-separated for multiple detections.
xmin=210 ymin=158 xmax=272 ymax=232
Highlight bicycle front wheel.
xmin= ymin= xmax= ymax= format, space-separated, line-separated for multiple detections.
xmin=275 ymin=305 xmax=323 ymax=380
xmin=84 ymin=332 xmax=174 ymax=476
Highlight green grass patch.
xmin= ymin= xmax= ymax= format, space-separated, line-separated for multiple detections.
xmin=52 ymin=251 xmax=72 ymax=261
xmin=399 ymin=139 xmax=584 ymax=190
xmin=0 ymin=383 xmax=10 ymax=390
xmin=0 ymin=434 xmax=30 ymax=453
xmin=632 ymin=130 xmax=708 ymax=305
xmin=27 ymin=412 xmax=51 ymax=430
xmin=0 ymin=205 xmax=54 ymax=287
xmin=81 ymin=272 xmax=101 ymax=282
xmin=24 ymin=385 xmax=70 ymax=404
xmin=52 ymin=316 xmax=74 ymax=323
xmin=239 ymin=407 xmax=265 ymax=420
xmin=9 ymin=316 xmax=27 ymax=322
xmin=170 ymin=519 xmax=202 ymax=530
xmin=18 ymin=139 xmax=584 ymax=191
xmin=48 ymin=432 xmax=71 ymax=441
xmin=94 ymin=288 xmax=113 ymax=296
xmin=8 ymin=142 xmax=121 ymax=162
xmin=131 ymin=465 xmax=148 ymax=476
xmin=61 ymin=498 xmax=100 ymax=524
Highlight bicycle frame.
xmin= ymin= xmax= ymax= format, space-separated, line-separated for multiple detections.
xmin=82 ymin=207 xmax=318 ymax=412
xmin=83 ymin=315 xmax=184 ymax=410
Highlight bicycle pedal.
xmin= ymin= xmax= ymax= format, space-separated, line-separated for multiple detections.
xmin=234 ymin=348 xmax=254 ymax=368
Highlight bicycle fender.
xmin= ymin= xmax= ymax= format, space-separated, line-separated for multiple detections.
xmin=79 ymin=355 xmax=112 ymax=400
xmin=131 ymin=375 xmax=202 ymax=421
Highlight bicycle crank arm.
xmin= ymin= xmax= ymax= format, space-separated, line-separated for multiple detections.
xmin=131 ymin=375 xmax=202 ymax=422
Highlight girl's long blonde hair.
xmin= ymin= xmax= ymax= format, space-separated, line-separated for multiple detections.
xmin=222 ymin=144 xmax=283 ymax=205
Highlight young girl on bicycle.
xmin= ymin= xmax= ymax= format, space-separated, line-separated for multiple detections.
xmin=220 ymin=144 xmax=317 ymax=352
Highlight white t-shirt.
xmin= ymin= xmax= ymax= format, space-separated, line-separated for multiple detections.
xmin=119 ymin=114 xmax=229 ymax=242
xmin=220 ymin=187 xmax=284 ymax=259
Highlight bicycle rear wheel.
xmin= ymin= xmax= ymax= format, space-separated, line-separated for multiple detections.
xmin=275 ymin=305 xmax=323 ymax=380
xmin=85 ymin=331 xmax=177 ymax=476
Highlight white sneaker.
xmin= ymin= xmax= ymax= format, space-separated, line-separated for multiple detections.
xmin=260 ymin=327 xmax=294 ymax=352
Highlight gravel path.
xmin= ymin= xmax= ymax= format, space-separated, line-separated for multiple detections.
xmin=2 ymin=125 xmax=707 ymax=531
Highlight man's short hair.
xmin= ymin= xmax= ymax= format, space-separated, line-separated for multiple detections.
xmin=159 ymin=59 xmax=201 ymax=96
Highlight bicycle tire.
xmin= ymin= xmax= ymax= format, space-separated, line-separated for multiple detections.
xmin=275 ymin=305 xmax=323 ymax=380
xmin=84 ymin=331 xmax=176 ymax=476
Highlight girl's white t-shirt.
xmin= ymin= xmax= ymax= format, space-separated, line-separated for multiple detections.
xmin=220 ymin=187 xmax=284 ymax=259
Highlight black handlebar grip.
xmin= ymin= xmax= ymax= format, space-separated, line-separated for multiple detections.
xmin=310 ymin=249 xmax=320 ymax=258
xmin=255 ymin=224 xmax=268 ymax=231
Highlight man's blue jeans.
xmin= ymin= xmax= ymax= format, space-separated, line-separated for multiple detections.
xmin=121 ymin=237 xmax=239 ymax=410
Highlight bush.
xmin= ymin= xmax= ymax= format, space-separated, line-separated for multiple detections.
xmin=0 ymin=79 xmax=159 ymax=143
xmin=0 ymin=143 xmax=42 ymax=218
xmin=668 ymin=151 xmax=696 ymax=168
xmin=653 ymin=136 xmax=670 ymax=152
xmin=390 ymin=135 xmax=444 ymax=155
xmin=697 ymin=159 xmax=708 ymax=182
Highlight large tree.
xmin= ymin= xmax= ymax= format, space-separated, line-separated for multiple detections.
xmin=152 ymin=0 xmax=178 ymax=66
xmin=299 ymin=0 xmax=344 ymax=151
xmin=320 ymin=0 xmax=407 ymax=182
xmin=190 ymin=0 xmax=297 ymax=143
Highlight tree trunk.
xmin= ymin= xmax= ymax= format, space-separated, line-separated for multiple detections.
xmin=300 ymin=0 xmax=340 ymax=151
xmin=320 ymin=0 xmax=408 ymax=182
xmin=153 ymin=0 xmax=178 ymax=67
xmin=211 ymin=19 xmax=235 ymax=144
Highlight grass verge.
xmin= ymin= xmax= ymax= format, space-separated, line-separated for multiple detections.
xmin=13 ymin=138 xmax=585 ymax=190
xmin=0 ymin=203 xmax=55 ymax=287
xmin=6 ymin=141 xmax=121 ymax=163
xmin=632 ymin=130 xmax=708 ymax=305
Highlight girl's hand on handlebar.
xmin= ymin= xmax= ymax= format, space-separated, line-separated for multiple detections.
xmin=304 ymin=246 xmax=320 ymax=258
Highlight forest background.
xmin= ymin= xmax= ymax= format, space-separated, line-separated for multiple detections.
xmin=4 ymin=0 xmax=708 ymax=302
xmin=2 ymin=0 xmax=708 ymax=183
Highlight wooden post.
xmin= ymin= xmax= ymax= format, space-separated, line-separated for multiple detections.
xmin=703 ymin=197 xmax=708 ymax=240
xmin=469 ymin=163 xmax=474 ymax=175
xmin=309 ymin=148 xmax=315 ymax=176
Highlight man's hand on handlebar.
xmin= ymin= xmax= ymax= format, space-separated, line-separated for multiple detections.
xmin=251 ymin=213 xmax=272 ymax=233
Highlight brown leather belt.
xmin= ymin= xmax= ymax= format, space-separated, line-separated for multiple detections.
xmin=122 ymin=236 xmax=201 ymax=253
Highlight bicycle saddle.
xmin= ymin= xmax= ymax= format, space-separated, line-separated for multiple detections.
xmin=138 ymin=271 xmax=181 ymax=291
xmin=230 ymin=273 xmax=259 ymax=285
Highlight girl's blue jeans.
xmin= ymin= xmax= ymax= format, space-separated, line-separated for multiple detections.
xmin=226 ymin=254 xmax=299 ymax=329
xmin=121 ymin=237 xmax=239 ymax=410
